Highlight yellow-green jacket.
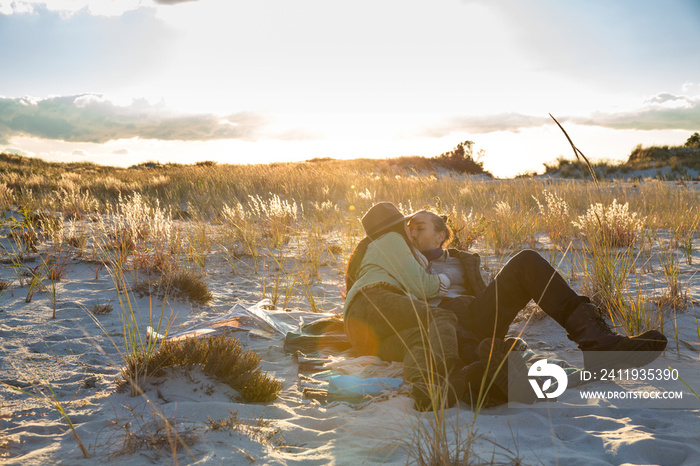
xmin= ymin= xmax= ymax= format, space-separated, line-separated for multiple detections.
xmin=343 ymin=232 xmax=442 ymax=315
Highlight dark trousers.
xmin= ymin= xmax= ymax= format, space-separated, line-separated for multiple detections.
xmin=344 ymin=284 xmax=460 ymax=386
xmin=440 ymin=249 xmax=589 ymax=363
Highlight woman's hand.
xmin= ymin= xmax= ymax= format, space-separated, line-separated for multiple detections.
xmin=413 ymin=248 xmax=430 ymax=271
xmin=437 ymin=273 xmax=451 ymax=296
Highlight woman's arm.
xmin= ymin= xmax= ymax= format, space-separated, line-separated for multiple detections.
xmin=369 ymin=232 xmax=446 ymax=300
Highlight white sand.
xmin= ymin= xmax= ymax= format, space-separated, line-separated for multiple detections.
xmin=1 ymin=219 xmax=699 ymax=465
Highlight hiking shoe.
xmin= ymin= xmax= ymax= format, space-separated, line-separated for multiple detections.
xmin=565 ymin=303 xmax=667 ymax=371
xmin=478 ymin=338 xmax=536 ymax=404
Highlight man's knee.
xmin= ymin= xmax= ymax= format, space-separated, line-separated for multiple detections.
xmin=430 ymin=307 xmax=458 ymax=325
xmin=511 ymin=249 xmax=541 ymax=266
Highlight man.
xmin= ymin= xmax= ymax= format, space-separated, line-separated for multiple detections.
xmin=407 ymin=210 xmax=667 ymax=404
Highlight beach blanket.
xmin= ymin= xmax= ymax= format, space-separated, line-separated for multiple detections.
xmin=151 ymin=300 xmax=584 ymax=407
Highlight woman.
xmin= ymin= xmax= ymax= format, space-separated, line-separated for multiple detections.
xmin=407 ymin=210 xmax=668 ymax=384
xmin=343 ymin=202 xmax=467 ymax=409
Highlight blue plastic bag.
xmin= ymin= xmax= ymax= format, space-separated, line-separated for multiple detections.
xmin=328 ymin=375 xmax=403 ymax=397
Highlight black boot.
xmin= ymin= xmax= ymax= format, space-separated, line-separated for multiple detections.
xmin=565 ymin=303 xmax=667 ymax=371
xmin=459 ymin=360 xmax=514 ymax=408
xmin=412 ymin=364 xmax=469 ymax=411
xmin=458 ymin=361 xmax=496 ymax=407
xmin=477 ymin=339 xmax=536 ymax=404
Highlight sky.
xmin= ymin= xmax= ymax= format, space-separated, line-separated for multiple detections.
xmin=1 ymin=0 xmax=699 ymax=177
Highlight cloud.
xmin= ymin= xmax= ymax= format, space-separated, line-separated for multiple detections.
xmin=646 ymin=93 xmax=688 ymax=105
xmin=422 ymin=112 xmax=551 ymax=137
xmin=424 ymin=93 xmax=700 ymax=138
xmin=572 ymin=93 xmax=700 ymax=131
xmin=0 ymin=95 xmax=267 ymax=144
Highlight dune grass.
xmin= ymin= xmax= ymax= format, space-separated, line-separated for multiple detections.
xmin=2 ymin=152 xmax=695 ymax=356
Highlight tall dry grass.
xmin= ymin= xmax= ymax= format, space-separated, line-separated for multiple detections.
xmin=2 ymin=152 xmax=697 ymax=323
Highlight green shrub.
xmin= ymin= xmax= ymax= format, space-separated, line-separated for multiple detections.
xmin=120 ymin=334 xmax=282 ymax=402
xmin=433 ymin=140 xmax=488 ymax=175
xmin=133 ymin=268 xmax=213 ymax=305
